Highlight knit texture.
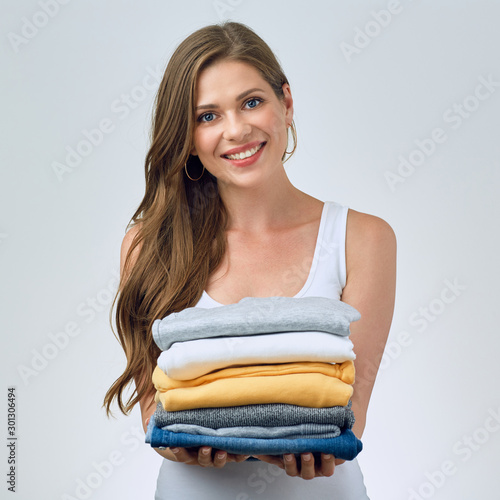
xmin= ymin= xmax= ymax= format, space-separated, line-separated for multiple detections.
xmin=152 ymin=401 xmax=355 ymax=429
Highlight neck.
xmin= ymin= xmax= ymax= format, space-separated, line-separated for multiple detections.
xmin=217 ymin=166 xmax=310 ymax=232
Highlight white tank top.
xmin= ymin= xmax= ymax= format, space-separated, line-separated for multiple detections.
xmin=154 ymin=201 xmax=370 ymax=499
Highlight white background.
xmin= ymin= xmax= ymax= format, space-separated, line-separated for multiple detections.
xmin=1 ymin=1 xmax=499 ymax=499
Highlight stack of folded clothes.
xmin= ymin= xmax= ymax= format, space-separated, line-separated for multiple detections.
xmin=145 ymin=296 xmax=363 ymax=460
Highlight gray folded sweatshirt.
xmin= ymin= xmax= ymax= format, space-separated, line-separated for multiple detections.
xmin=153 ymin=295 xmax=361 ymax=351
xmin=162 ymin=422 xmax=341 ymax=439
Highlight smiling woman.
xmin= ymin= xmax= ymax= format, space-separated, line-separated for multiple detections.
xmin=103 ymin=21 xmax=396 ymax=500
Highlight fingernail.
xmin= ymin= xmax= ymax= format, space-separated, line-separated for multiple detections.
xmin=170 ymin=448 xmax=179 ymax=454
xmin=202 ymin=448 xmax=210 ymax=455
xmin=217 ymin=453 xmax=225 ymax=459
xmin=284 ymin=454 xmax=293 ymax=462
xmin=303 ymin=454 xmax=312 ymax=461
xmin=323 ymin=454 xmax=332 ymax=459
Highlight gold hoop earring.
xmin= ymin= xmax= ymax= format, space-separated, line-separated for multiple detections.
xmin=184 ymin=162 xmax=205 ymax=181
xmin=283 ymin=122 xmax=297 ymax=161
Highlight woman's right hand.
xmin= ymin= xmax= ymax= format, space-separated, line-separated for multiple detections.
xmin=157 ymin=446 xmax=251 ymax=468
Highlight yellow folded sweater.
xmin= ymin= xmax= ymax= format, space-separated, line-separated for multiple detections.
xmin=153 ymin=362 xmax=354 ymax=411
xmin=153 ymin=361 xmax=355 ymax=389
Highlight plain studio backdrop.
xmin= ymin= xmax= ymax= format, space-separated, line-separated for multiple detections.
xmin=1 ymin=1 xmax=499 ymax=499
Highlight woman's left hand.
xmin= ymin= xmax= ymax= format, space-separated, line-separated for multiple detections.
xmin=252 ymin=453 xmax=344 ymax=479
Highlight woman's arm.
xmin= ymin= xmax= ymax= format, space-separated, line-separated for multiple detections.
xmin=341 ymin=210 xmax=397 ymax=440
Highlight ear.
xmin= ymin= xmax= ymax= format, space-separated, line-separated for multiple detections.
xmin=281 ymin=83 xmax=294 ymax=125
xmin=190 ymin=146 xmax=198 ymax=156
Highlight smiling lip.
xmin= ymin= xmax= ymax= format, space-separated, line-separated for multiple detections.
xmin=222 ymin=141 xmax=266 ymax=167
xmin=221 ymin=141 xmax=265 ymax=157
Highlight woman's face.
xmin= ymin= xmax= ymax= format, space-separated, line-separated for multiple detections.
xmin=190 ymin=59 xmax=293 ymax=190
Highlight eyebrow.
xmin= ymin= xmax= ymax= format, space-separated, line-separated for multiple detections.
xmin=195 ymin=88 xmax=265 ymax=111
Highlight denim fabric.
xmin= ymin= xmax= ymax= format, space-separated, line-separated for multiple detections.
xmin=153 ymin=296 xmax=361 ymax=351
xmin=146 ymin=414 xmax=362 ymax=460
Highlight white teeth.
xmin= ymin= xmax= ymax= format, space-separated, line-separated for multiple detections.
xmin=226 ymin=143 xmax=263 ymax=160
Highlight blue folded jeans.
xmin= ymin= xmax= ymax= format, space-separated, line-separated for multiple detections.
xmin=146 ymin=414 xmax=362 ymax=460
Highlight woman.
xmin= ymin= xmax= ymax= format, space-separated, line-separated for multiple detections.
xmin=104 ymin=21 xmax=396 ymax=499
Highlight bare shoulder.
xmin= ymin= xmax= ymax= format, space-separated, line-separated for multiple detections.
xmin=345 ymin=209 xmax=396 ymax=274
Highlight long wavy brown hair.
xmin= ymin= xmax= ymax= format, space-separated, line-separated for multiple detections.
xmin=103 ymin=21 xmax=297 ymax=416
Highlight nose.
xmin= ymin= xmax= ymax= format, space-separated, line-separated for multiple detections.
xmin=222 ymin=112 xmax=251 ymax=142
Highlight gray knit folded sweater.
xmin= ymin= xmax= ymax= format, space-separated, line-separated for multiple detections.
xmin=153 ymin=401 xmax=355 ymax=429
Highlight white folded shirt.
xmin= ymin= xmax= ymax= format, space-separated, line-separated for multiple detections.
xmin=157 ymin=331 xmax=355 ymax=380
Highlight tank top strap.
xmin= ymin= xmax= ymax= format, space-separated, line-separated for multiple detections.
xmin=295 ymin=200 xmax=348 ymax=301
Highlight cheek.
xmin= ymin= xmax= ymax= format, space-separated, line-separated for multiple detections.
xmin=193 ymin=128 xmax=216 ymax=155
xmin=263 ymin=107 xmax=287 ymax=136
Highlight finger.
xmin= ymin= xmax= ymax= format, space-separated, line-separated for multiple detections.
xmin=299 ymin=453 xmax=315 ymax=480
xmin=169 ymin=447 xmax=195 ymax=463
xmin=213 ymin=450 xmax=228 ymax=468
xmin=283 ymin=454 xmax=299 ymax=477
xmin=224 ymin=453 xmax=236 ymax=463
xmin=319 ymin=453 xmax=335 ymax=477
xmin=198 ymin=446 xmax=213 ymax=467
xmin=220 ymin=452 xmax=248 ymax=463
